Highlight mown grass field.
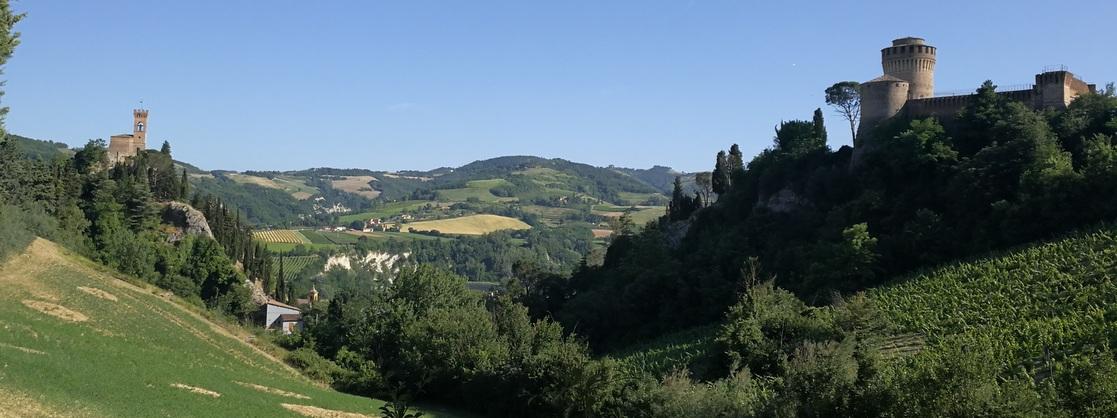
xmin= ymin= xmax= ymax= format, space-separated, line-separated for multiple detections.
xmin=0 ymin=238 xmax=460 ymax=417
xmin=405 ymin=214 xmax=531 ymax=235
xmin=253 ymin=229 xmax=310 ymax=244
xmin=338 ymin=200 xmax=431 ymax=223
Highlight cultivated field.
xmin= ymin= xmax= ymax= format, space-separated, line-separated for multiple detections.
xmin=435 ymin=179 xmax=516 ymax=203
xmin=0 ymin=239 xmax=463 ymax=417
xmin=253 ymin=229 xmax=310 ymax=244
xmin=227 ymin=173 xmax=319 ymax=200
xmin=406 ymin=214 xmax=531 ymax=235
xmin=273 ymin=255 xmax=321 ymax=280
xmin=301 ymin=230 xmax=361 ymax=245
xmin=329 ymin=176 xmax=380 ymax=199
xmin=338 ymin=200 xmax=431 ymax=223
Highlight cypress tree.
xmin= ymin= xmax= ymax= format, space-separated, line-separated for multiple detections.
xmin=712 ymin=151 xmax=730 ymax=195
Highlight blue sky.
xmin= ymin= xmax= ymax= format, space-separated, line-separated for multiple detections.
xmin=5 ymin=0 xmax=1113 ymax=172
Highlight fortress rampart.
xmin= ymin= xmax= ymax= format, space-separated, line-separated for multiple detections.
xmin=857 ymin=38 xmax=1096 ymax=140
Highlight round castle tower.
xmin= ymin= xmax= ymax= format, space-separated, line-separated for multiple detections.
xmin=856 ymin=37 xmax=936 ymax=142
xmin=881 ymin=37 xmax=936 ymax=99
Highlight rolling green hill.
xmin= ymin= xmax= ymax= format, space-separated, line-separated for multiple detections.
xmin=0 ymin=238 xmax=457 ymax=418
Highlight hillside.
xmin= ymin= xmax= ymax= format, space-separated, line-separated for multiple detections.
xmin=0 ymin=238 xmax=454 ymax=417
xmin=614 ymin=224 xmax=1117 ymax=380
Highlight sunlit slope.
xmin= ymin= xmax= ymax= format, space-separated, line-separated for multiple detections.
xmin=0 ymin=239 xmax=398 ymax=417
xmin=872 ymin=225 xmax=1117 ymax=365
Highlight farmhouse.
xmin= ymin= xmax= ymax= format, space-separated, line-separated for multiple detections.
xmin=259 ymin=299 xmax=302 ymax=334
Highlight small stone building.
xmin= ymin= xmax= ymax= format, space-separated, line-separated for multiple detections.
xmin=260 ymin=299 xmax=302 ymax=335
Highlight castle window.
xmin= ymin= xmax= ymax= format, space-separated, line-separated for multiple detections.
xmin=136 ymin=122 xmax=145 ymax=132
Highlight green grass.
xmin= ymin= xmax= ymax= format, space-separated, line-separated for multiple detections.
xmin=0 ymin=238 xmax=461 ymax=417
xmin=348 ymin=231 xmax=449 ymax=242
xmin=263 ymin=242 xmax=337 ymax=253
xmin=338 ymin=200 xmax=430 ymax=223
xmin=226 ymin=173 xmax=319 ymax=200
xmin=617 ymin=192 xmax=664 ymax=206
xmin=300 ymin=230 xmax=360 ymax=245
xmin=521 ymin=205 xmax=582 ymax=226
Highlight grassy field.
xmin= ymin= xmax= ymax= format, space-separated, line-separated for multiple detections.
xmin=405 ymin=214 xmax=531 ymax=235
xmin=263 ymin=242 xmax=337 ymax=253
xmin=227 ymin=173 xmax=318 ymax=200
xmin=300 ymin=230 xmax=360 ymax=245
xmin=592 ymin=204 xmax=665 ymax=227
xmin=329 ymin=176 xmax=380 ymax=199
xmin=616 ymin=192 xmax=664 ymax=206
xmin=338 ymin=200 xmax=431 ymax=223
xmin=521 ymin=205 xmax=582 ymax=226
xmin=435 ymin=179 xmax=516 ymax=203
xmin=0 ymin=238 xmax=461 ymax=417
xmin=253 ymin=229 xmax=310 ymax=244
xmin=347 ymin=231 xmax=448 ymax=242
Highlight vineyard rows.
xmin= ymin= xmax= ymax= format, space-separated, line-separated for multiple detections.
xmin=274 ymin=255 xmax=320 ymax=280
xmin=253 ymin=229 xmax=310 ymax=244
xmin=871 ymin=226 xmax=1117 ymax=367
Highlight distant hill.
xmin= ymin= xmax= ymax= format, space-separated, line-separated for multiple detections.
xmin=8 ymin=134 xmax=73 ymax=160
xmin=195 ymin=155 xmax=673 ymax=228
xmin=609 ymin=165 xmax=695 ymax=194
xmin=0 ymin=238 xmax=462 ymax=417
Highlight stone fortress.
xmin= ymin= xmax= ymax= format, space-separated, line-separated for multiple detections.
xmin=857 ymin=37 xmax=1096 ymax=140
xmin=108 ymin=108 xmax=149 ymax=162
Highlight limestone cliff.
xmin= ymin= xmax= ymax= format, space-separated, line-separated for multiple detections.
xmin=161 ymin=202 xmax=214 ymax=241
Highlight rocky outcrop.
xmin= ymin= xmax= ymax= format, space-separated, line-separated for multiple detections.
xmin=760 ymin=187 xmax=808 ymax=213
xmin=161 ymin=202 xmax=214 ymax=241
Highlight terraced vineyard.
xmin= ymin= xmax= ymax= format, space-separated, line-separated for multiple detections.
xmin=274 ymin=255 xmax=321 ymax=280
xmin=253 ymin=229 xmax=310 ymax=244
xmin=871 ymin=225 xmax=1117 ymax=367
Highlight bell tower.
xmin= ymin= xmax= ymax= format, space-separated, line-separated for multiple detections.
xmin=133 ymin=108 xmax=148 ymax=150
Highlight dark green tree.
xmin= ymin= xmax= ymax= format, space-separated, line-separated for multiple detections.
xmin=712 ymin=151 xmax=731 ymax=195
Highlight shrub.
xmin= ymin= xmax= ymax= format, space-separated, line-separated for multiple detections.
xmin=286 ymin=347 xmax=345 ymax=384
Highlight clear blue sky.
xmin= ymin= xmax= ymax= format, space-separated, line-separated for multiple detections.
xmin=5 ymin=0 xmax=1113 ymax=172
